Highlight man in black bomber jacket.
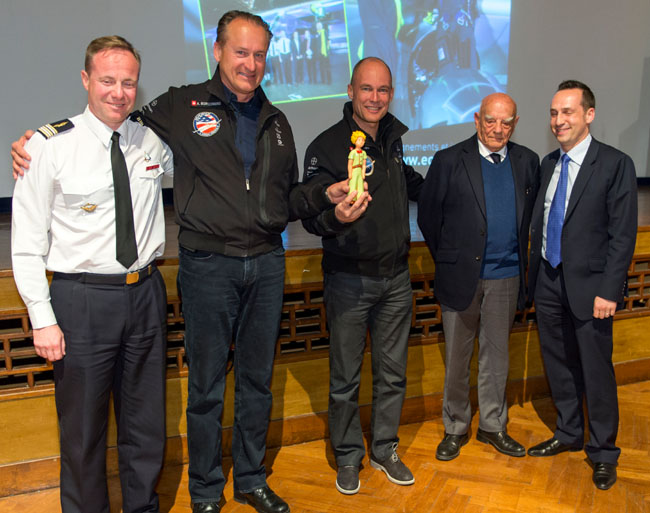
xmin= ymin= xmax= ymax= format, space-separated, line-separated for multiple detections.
xmin=132 ymin=12 xmax=368 ymax=513
xmin=302 ymin=57 xmax=424 ymax=495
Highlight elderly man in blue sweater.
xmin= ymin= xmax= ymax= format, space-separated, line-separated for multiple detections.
xmin=418 ymin=93 xmax=540 ymax=461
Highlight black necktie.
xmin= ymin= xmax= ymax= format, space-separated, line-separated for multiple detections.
xmin=490 ymin=153 xmax=501 ymax=164
xmin=110 ymin=132 xmax=138 ymax=269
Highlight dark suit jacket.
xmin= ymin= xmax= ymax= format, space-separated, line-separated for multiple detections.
xmin=418 ymin=134 xmax=540 ymax=311
xmin=528 ymin=137 xmax=638 ymax=320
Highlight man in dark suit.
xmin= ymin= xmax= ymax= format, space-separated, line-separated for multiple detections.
xmin=527 ymin=80 xmax=637 ymax=491
xmin=290 ymin=30 xmax=304 ymax=84
xmin=314 ymin=21 xmax=331 ymax=84
xmin=418 ymin=93 xmax=540 ymax=461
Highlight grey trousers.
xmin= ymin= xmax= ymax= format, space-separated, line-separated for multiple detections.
xmin=440 ymin=276 xmax=519 ymax=434
xmin=324 ymin=269 xmax=412 ymax=466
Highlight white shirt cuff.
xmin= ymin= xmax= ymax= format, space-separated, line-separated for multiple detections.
xmin=27 ymin=302 xmax=58 ymax=330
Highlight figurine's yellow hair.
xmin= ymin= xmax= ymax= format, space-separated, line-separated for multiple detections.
xmin=351 ymin=130 xmax=366 ymax=145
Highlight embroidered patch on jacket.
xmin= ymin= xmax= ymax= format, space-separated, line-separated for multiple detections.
xmin=191 ymin=100 xmax=221 ymax=107
xmin=192 ymin=112 xmax=221 ymax=137
xmin=36 ymin=119 xmax=74 ymax=139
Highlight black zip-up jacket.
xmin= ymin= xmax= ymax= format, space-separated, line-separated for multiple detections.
xmin=133 ymin=70 xmax=330 ymax=257
xmin=302 ymin=103 xmax=424 ymax=277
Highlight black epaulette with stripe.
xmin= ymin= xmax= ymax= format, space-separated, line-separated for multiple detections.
xmin=37 ymin=119 xmax=74 ymax=139
xmin=129 ymin=112 xmax=145 ymax=126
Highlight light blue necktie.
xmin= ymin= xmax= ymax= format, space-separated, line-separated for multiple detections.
xmin=546 ymin=153 xmax=571 ymax=268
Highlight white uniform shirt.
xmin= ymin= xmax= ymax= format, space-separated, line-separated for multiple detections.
xmin=542 ymin=134 xmax=592 ymax=260
xmin=11 ymin=106 xmax=174 ymax=328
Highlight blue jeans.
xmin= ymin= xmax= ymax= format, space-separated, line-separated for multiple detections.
xmin=324 ymin=269 xmax=412 ymax=466
xmin=178 ymin=246 xmax=285 ymax=502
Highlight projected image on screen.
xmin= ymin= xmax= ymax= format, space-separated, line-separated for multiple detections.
xmin=183 ymin=0 xmax=511 ymax=130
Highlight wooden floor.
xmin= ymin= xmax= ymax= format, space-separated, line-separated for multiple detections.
xmin=2 ymin=381 xmax=648 ymax=513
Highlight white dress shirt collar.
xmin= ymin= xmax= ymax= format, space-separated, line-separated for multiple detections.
xmin=477 ymin=137 xmax=507 ymax=161
xmin=82 ymin=105 xmax=130 ymax=148
xmin=561 ymin=133 xmax=592 ymax=166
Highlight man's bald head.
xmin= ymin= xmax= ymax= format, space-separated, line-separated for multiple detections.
xmin=474 ymin=92 xmax=519 ymax=152
xmin=347 ymin=57 xmax=394 ymax=138
xmin=350 ymin=57 xmax=392 ymax=87
xmin=479 ymin=93 xmax=517 ymax=118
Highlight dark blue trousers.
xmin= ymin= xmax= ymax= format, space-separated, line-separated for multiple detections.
xmin=178 ymin=246 xmax=285 ymax=503
xmin=534 ymin=260 xmax=620 ymax=464
xmin=51 ymin=269 xmax=167 ymax=513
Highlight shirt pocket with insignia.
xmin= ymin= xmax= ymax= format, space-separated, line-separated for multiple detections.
xmin=136 ymin=161 xmax=163 ymax=199
xmin=138 ymin=161 xmax=164 ymax=180
xmin=58 ymin=176 xmax=113 ymax=217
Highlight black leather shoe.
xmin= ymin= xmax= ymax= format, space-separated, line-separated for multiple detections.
xmin=527 ymin=437 xmax=582 ymax=457
xmin=476 ymin=429 xmax=525 ymax=457
xmin=234 ymin=485 xmax=290 ymax=513
xmin=592 ymin=462 xmax=617 ymax=490
xmin=192 ymin=502 xmax=220 ymax=513
xmin=436 ymin=433 xmax=469 ymax=461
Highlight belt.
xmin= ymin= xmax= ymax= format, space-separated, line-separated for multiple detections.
xmin=53 ymin=263 xmax=157 ymax=285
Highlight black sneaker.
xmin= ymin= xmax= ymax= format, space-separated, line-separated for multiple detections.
xmin=336 ymin=465 xmax=360 ymax=495
xmin=370 ymin=444 xmax=415 ymax=486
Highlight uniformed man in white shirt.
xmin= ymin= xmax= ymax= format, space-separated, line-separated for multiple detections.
xmin=11 ymin=36 xmax=173 ymax=513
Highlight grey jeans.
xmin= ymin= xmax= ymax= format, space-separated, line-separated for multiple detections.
xmin=324 ymin=269 xmax=412 ymax=466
